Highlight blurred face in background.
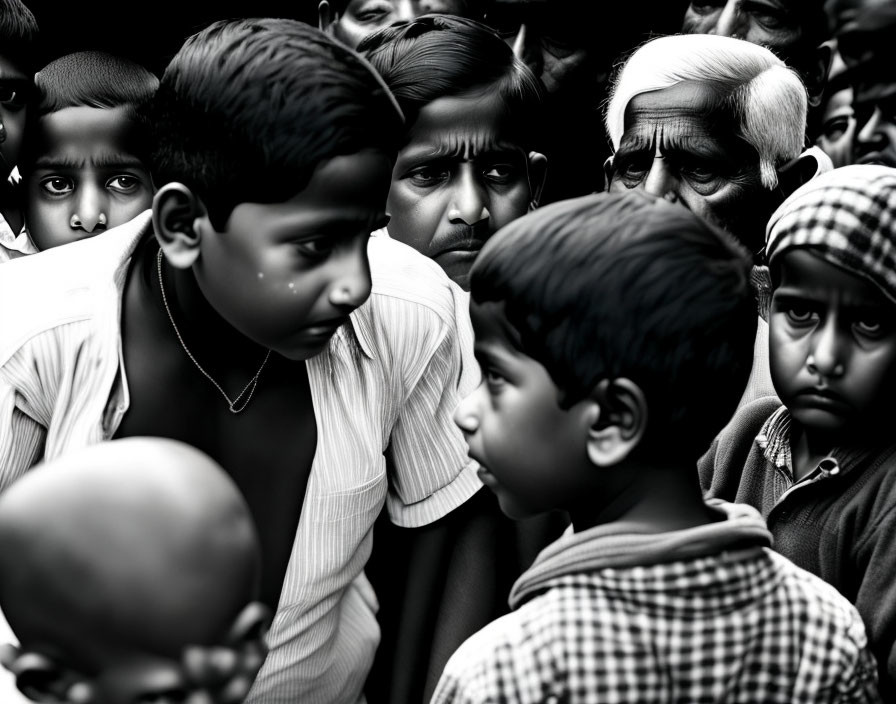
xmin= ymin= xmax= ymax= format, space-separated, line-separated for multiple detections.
xmin=321 ymin=0 xmax=480 ymax=48
xmin=485 ymin=0 xmax=593 ymax=97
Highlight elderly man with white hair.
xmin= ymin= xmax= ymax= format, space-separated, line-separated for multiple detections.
xmin=605 ymin=33 xmax=831 ymax=403
xmin=604 ymin=33 xmax=823 ymax=254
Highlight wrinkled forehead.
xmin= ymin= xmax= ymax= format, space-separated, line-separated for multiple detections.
xmin=623 ymin=80 xmax=735 ymax=131
xmin=619 ymin=81 xmax=751 ymax=153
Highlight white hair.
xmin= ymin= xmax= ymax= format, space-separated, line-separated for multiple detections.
xmin=605 ymin=34 xmax=808 ymax=189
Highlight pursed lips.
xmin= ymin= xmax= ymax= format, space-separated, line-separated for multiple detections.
xmin=794 ymin=386 xmax=850 ymax=409
xmin=429 ymin=222 xmax=491 ymax=259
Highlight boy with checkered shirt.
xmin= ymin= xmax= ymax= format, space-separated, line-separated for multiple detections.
xmin=700 ymin=164 xmax=896 ymax=701
xmin=433 ymin=190 xmax=880 ymax=703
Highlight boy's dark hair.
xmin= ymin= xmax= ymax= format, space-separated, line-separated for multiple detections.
xmin=359 ymin=14 xmax=544 ymax=149
xmin=32 ymin=51 xmax=158 ymax=116
xmin=471 ymin=190 xmax=757 ymax=462
xmin=0 ymin=0 xmax=39 ymax=73
xmin=22 ymin=51 xmax=159 ymax=166
xmin=149 ymin=18 xmax=405 ymax=231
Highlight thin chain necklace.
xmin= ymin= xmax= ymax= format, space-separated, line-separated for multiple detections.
xmin=156 ymin=248 xmax=271 ymax=414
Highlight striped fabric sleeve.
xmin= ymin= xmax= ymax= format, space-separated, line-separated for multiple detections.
xmin=0 ymin=375 xmax=46 ymax=493
xmin=384 ymin=283 xmax=482 ymax=528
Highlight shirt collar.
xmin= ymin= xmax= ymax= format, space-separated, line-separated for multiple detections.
xmin=755 ymin=405 xmax=792 ymax=470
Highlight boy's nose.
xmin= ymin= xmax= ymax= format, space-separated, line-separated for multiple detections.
xmin=855 ymin=106 xmax=889 ymax=152
xmin=807 ymin=321 xmax=845 ymax=380
xmin=328 ymin=245 xmax=372 ymax=310
xmin=70 ymin=188 xmax=109 ymax=233
xmin=708 ymin=1 xmax=746 ymax=39
xmin=453 ymin=391 xmax=480 ymax=434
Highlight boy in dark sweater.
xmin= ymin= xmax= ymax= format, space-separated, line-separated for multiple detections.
xmin=700 ymin=164 xmax=896 ymax=701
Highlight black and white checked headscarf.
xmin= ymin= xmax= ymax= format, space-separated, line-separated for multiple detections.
xmin=766 ymin=164 xmax=896 ymax=304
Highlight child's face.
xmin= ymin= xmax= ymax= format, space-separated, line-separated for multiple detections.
xmin=453 ymin=299 xmax=590 ymax=519
xmin=387 ymin=91 xmax=536 ymax=290
xmin=192 ymin=150 xmax=392 ymax=361
xmin=769 ymin=249 xmax=896 ymax=440
xmin=0 ymin=55 xmax=30 ymax=180
xmin=24 ymin=105 xmax=153 ymax=250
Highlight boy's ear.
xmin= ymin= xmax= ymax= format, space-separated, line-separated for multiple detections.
xmin=805 ymin=41 xmax=834 ymax=110
xmin=585 ymin=378 xmax=647 ymax=468
xmin=152 ymin=183 xmax=206 ymax=270
xmin=0 ymin=645 xmax=94 ymax=703
xmin=526 ymin=151 xmax=548 ymax=210
xmin=181 ymin=602 xmax=271 ymax=704
xmin=318 ymin=1 xmax=339 ymax=34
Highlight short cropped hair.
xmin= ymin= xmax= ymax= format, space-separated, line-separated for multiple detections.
xmin=605 ymin=34 xmax=807 ymax=190
xmin=0 ymin=0 xmax=39 ymax=73
xmin=149 ymin=18 xmax=405 ymax=231
xmin=359 ymin=14 xmax=545 ymax=149
xmin=470 ymin=190 xmax=757 ymax=461
xmin=22 ymin=51 xmax=159 ymax=165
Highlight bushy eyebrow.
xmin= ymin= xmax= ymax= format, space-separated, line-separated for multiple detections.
xmin=401 ymin=135 xmax=524 ymax=162
xmin=31 ymin=153 xmax=148 ymax=171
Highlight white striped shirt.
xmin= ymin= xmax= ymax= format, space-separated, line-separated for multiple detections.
xmin=0 ymin=211 xmax=482 ymax=703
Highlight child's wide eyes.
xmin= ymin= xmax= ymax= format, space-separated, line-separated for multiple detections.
xmin=39 ymin=176 xmax=74 ymax=195
xmin=107 ymin=175 xmax=141 ymax=193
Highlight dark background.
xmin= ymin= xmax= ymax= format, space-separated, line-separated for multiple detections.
xmin=24 ymin=1 xmax=689 ymax=76
xmin=25 ymin=1 xmax=319 ymax=75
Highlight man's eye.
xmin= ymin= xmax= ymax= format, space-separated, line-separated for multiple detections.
xmin=351 ymin=1 xmax=391 ymax=22
xmin=743 ymin=2 xmax=792 ymax=30
xmin=688 ymin=1 xmax=723 ymax=14
xmin=484 ymin=368 xmax=505 ymax=389
xmin=107 ymin=175 xmax=141 ymax=193
xmin=855 ymin=317 xmax=885 ymax=337
xmin=483 ymin=164 xmax=516 ymax=184
xmin=39 ymin=177 xmax=73 ymax=195
xmin=822 ymin=116 xmax=852 ymax=142
xmin=614 ymin=158 xmax=649 ymax=183
xmin=0 ymin=85 xmax=27 ymax=110
xmin=682 ymin=165 xmax=718 ymax=184
xmin=407 ymin=166 xmax=450 ymax=188
xmin=784 ymin=305 xmax=815 ymax=324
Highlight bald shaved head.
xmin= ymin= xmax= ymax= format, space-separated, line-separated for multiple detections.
xmin=0 ymin=438 xmax=261 ymax=671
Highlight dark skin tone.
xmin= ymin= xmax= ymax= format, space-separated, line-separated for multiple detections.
xmin=114 ymin=236 xmax=316 ymax=611
xmin=115 ymin=150 xmax=392 ymax=611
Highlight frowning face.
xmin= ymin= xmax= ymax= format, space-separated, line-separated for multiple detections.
xmin=386 ymin=91 xmax=541 ymax=289
xmin=608 ymin=80 xmax=774 ymax=253
xmin=769 ymin=249 xmax=896 ymax=442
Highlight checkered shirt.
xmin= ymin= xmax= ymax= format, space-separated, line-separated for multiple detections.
xmin=431 ymin=504 xmax=880 ymax=703
xmin=765 ymin=164 xmax=896 ymax=305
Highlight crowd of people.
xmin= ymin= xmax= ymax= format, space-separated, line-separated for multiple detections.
xmin=0 ymin=0 xmax=895 ymax=703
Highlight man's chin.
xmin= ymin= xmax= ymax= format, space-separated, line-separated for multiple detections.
xmin=435 ymin=251 xmax=478 ymax=290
